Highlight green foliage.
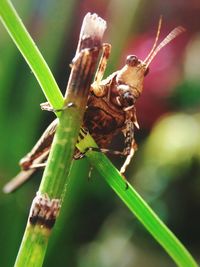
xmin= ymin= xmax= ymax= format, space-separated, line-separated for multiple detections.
xmin=0 ymin=1 xmax=199 ymax=267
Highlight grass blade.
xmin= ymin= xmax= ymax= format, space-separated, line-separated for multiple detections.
xmin=76 ymin=132 xmax=198 ymax=267
xmin=0 ymin=0 xmax=63 ymax=111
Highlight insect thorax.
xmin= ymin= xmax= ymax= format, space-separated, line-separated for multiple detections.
xmin=84 ymin=94 xmax=125 ymax=136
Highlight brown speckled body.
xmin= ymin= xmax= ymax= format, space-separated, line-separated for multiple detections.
xmin=84 ymin=78 xmax=126 ymax=148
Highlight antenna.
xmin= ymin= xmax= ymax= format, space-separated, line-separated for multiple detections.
xmin=144 ymin=16 xmax=163 ymax=64
xmin=145 ymin=26 xmax=186 ymax=68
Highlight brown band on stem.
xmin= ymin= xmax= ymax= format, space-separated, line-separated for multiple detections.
xmin=29 ymin=192 xmax=61 ymax=229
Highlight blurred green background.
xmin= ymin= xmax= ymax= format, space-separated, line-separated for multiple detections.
xmin=0 ymin=0 xmax=200 ymax=266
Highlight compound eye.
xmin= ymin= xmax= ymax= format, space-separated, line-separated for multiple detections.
xmin=123 ymin=92 xmax=135 ymax=106
xmin=144 ymin=67 xmax=149 ymax=76
xmin=126 ymin=55 xmax=138 ymax=67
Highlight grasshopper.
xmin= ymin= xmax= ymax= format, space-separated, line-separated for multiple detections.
xmin=4 ymin=18 xmax=185 ymax=193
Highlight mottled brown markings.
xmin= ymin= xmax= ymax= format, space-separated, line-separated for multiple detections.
xmin=29 ymin=192 xmax=61 ymax=229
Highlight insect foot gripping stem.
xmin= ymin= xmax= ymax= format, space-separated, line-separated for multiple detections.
xmin=40 ymin=101 xmax=76 ymax=113
xmin=29 ymin=192 xmax=61 ymax=229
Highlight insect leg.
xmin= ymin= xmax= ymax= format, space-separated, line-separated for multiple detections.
xmin=41 ymin=45 xmax=108 ymax=113
xmin=90 ymin=43 xmax=111 ymax=97
xmin=40 ymin=102 xmax=75 ymax=113
xmin=3 ymin=149 xmax=50 ymax=193
xmin=93 ymin=43 xmax=111 ymax=84
xmin=76 ymin=124 xmax=136 ymax=174
xmin=3 ymin=169 xmax=37 ymax=193
xmin=120 ymin=120 xmax=137 ymax=174
xmin=75 ymin=127 xmax=124 ymax=158
xmin=40 ymin=102 xmax=54 ymax=112
xmin=29 ymin=162 xmax=47 ymax=169
xmin=20 ymin=119 xmax=57 ymax=170
xmin=3 ymin=119 xmax=58 ymax=193
xmin=73 ymin=146 xmax=128 ymax=159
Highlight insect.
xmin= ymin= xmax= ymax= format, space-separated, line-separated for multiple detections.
xmin=4 ymin=18 xmax=185 ymax=193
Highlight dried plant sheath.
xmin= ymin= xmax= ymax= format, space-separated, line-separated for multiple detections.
xmin=14 ymin=13 xmax=106 ymax=267
xmin=65 ymin=13 xmax=106 ymax=101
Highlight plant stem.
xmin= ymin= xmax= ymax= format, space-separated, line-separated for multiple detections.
xmin=13 ymin=225 xmax=51 ymax=267
xmin=76 ymin=131 xmax=198 ymax=267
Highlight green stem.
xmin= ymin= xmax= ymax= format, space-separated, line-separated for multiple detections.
xmin=76 ymin=131 xmax=198 ymax=267
xmin=14 ymin=225 xmax=50 ymax=267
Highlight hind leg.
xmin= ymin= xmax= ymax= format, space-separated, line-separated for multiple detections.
xmin=120 ymin=120 xmax=137 ymax=174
